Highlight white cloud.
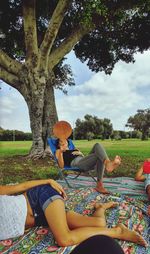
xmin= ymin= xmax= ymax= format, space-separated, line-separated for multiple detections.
xmin=0 ymin=97 xmax=16 ymax=114
xmin=56 ymin=51 xmax=150 ymax=130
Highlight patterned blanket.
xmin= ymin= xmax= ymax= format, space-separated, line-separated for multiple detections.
xmin=0 ymin=177 xmax=150 ymax=254
xmin=59 ymin=176 xmax=148 ymax=200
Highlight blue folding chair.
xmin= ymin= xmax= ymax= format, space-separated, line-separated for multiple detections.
xmin=47 ymin=137 xmax=96 ymax=187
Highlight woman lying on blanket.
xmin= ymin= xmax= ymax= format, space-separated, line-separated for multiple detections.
xmin=56 ymin=139 xmax=121 ymax=194
xmin=0 ymin=179 xmax=148 ymax=247
xmin=135 ymin=158 xmax=150 ymax=216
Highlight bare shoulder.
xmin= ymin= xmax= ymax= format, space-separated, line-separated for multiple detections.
xmin=0 ymin=185 xmax=10 ymax=195
xmin=0 ymin=184 xmax=18 ymax=195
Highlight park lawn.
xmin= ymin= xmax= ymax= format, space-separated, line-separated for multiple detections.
xmin=0 ymin=141 xmax=32 ymax=156
xmin=0 ymin=139 xmax=149 ymax=184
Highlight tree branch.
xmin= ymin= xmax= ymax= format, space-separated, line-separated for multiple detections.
xmin=48 ymin=25 xmax=93 ymax=69
xmin=0 ymin=49 xmax=22 ymax=75
xmin=0 ymin=66 xmax=20 ymax=90
xmin=39 ymin=0 xmax=70 ymax=66
xmin=23 ymin=0 xmax=38 ymax=62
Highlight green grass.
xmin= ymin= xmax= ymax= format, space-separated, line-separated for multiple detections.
xmin=0 ymin=141 xmax=32 ymax=156
xmin=0 ymin=139 xmax=149 ymax=184
xmin=74 ymin=139 xmax=150 ymax=157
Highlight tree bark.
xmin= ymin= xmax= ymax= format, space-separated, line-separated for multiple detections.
xmin=27 ymin=88 xmax=45 ymax=158
xmin=24 ymin=73 xmax=58 ymax=158
xmin=42 ymin=82 xmax=58 ymax=149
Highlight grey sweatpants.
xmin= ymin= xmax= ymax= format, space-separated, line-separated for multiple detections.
xmin=71 ymin=143 xmax=109 ymax=181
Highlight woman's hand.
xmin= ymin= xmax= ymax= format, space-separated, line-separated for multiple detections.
xmin=59 ymin=139 xmax=68 ymax=152
xmin=48 ymin=179 xmax=67 ymax=200
xmin=72 ymin=151 xmax=84 ymax=156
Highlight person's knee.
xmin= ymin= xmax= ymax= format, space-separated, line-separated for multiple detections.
xmin=94 ymin=142 xmax=104 ymax=151
xmin=56 ymin=233 xmax=74 ymax=247
xmin=93 ymin=143 xmax=101 ymax=152
xmin=94 ymin=143 xmax=100 ymax=148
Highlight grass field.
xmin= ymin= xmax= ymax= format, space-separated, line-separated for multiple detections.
xmin=0 ymin=139 xmax=150 ymax=184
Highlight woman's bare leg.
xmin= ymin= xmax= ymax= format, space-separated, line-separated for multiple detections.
xmin=66 ymin=201 xmax=118 ymax=229
xmin=93 ymin=202 xmax=119 ymax=218
xmin=44 ymin=199 xmax=147 ymax=247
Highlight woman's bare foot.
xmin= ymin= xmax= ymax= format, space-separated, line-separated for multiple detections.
xmin=95 ymin=186 xmax=110 ymax=194
xmin=95 ymin=181 xmax=110 ymax=194
xmin=116 ymin=224 xmax=148 ymax=247
xmin=94 ymin=201 xmax=119 ymax=210
xmin=105 ymin=156 xmax=121 ymax=173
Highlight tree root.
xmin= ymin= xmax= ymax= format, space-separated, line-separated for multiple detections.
xmin=27 ymin=149 xmax=54 ymax=160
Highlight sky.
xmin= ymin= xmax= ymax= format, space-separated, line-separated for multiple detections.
xmin=0 ymin=50 xmax=150 ymax=132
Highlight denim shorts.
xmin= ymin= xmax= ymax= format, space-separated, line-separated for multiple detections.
xmin=145 ymin=174 xmax=150 ymax=192
xmin=26 ymin=184 xmax=64 ymax=226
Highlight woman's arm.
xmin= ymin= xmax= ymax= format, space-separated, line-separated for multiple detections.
xmin=135 ymin=166 xmax=146 ymax=181
xmin=55 ymin=149 xmax=64 ymax=168
xmin=0 ymin=179 xmax=52 ymax=195
xmin=0 ymin=179 xmax=66 ymax=199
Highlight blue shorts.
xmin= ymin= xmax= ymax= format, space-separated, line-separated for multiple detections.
xmin=145 ymin=174 xmax=150 ymax=192
xmin=27 ymin=184 xmax=64 ymax=226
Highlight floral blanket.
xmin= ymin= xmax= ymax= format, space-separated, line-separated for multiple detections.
xmin=0 ymin=178 xmax=150 ymax=254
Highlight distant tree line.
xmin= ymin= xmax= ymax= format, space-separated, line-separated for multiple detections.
xmin=110 ymin=130 xmax=143 ymax=141
xmin=74 ymin=114 xmax=143 ymax=141
xmin=1 ymin=109 xmax=149 ymax=141
xmin=0 ymin=127 xmax=32 ymax=141
xmin=74 ymin=109 xmax=150 ymax=141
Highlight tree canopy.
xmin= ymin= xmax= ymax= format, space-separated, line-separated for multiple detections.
xmin=126 ymin=108 xmax=150 ymax=140
xmin=1 ymin=0 xmax=150 ymax=74
xmin=75 ymin=114 xmax=113 ymax=140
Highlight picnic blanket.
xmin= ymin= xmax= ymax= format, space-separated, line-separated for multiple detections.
xmin=0 ymin=177 xmax=150 ymax=254
xmin=59 ymin=176 xmax=148 ymax=200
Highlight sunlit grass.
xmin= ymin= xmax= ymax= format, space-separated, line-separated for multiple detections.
xmin=74 ymin=139 xmax=150 ymax=157
xmin=0 ymin=139 xmax=149 ymax=184
xmin=0 ymin=141 xmax=32 ymax=156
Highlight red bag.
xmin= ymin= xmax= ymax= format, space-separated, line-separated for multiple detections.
xmin=143 ymin=161 xmax=150 ymax=174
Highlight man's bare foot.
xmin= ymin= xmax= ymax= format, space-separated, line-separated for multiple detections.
xmin=94 ymin=201 xmax=119 ymax=210
xmin=105 ymin=155 xmax=121 ymax=173
xmin=116 ymin=224 xmax=148 ymax=247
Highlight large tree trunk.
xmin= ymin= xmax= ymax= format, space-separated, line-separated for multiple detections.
xmin=27 ymin=92 xmax=45 ymax=158
xmin=42 ymin=83 xmax=58 ymax=149
xmin=24 ymin=75 xmax=58 ymax=158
